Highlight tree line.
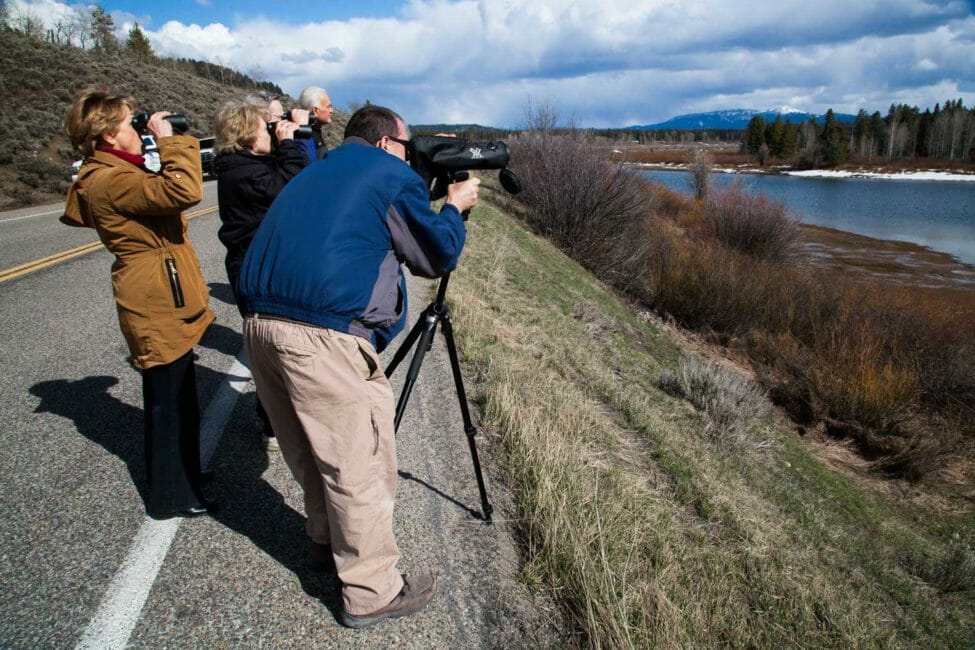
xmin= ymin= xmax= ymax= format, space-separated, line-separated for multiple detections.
xmin=743 ymin=103 xmax=975 ymax=167
xmin=0 ymin=0 xmax=282 ymax=95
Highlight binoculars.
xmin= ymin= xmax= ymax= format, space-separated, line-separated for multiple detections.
xmin=131 ymin=112 xmax=189 ymax=135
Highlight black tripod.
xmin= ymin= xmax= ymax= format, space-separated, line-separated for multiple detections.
xmin=384 ymin=272 xmax=493 ymax=523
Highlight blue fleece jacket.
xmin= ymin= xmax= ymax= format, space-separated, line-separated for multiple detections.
xmin=237 ymin=137 xmax=466 ymax=351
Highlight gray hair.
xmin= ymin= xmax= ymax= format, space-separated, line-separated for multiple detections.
xmin=245 ymin=91 xmax=280 ymax=108
xmin=298 ymin=86 xmax=328 ymax=110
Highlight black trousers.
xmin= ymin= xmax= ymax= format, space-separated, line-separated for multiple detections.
xmin=142 ymin=350 xmax=204 ymax=517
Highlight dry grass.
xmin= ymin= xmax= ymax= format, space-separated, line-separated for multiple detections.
xmin=447 ymin=194 xmax=975 ymax=648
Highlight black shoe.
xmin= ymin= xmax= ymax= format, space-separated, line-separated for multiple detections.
xmin=149 ymin=499 xmax=218 ymax=520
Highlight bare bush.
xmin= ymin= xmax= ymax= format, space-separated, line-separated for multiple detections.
xmin=701 ymin=182 xmax=800 ymax=262
xmin=509 ymin=128 xmax=649 ymax=277
xmin=658 ymin=356 xmax=771 ymax=445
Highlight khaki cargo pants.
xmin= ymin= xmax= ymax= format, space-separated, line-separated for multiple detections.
xmin=244 ymin=314 xmax=405 ymax=615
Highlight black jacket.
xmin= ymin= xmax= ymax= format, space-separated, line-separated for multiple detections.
xmin=215 ymin=140 xmax=309 ymax=298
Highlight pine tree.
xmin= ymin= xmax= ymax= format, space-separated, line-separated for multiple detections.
xmin=745 ymin=116 xmax=766 ymax=155
xmin=126 ymin=22 xmax=153 ymax=63
xmin=819 ymin=109 xmax=849 ymax=167
xmin=768 ymin=115 xmax=785 ymax=158
xmin=90 ymin=5 xmax=117 ymax=52
xmin=781 ymin=121 xmax=799 ymax=158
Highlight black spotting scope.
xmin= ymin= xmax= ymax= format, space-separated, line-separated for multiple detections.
xmin=407 ymin=136 xmax=522 ymax=201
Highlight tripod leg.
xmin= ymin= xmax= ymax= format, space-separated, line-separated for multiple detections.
xmin=384 ymin=305 xmax=429 ymax=378
xmin=440 ymin=313 xmax=493 ymax=522
xmin=393 ymin=309 xmax=440 ymax=432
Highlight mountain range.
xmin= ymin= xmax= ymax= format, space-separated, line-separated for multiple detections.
xmin=628 ymin=106 xmax=857 ymax=130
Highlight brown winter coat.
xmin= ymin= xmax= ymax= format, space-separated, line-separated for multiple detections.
xmin=62 ymin=135 xmax=214 ymax=369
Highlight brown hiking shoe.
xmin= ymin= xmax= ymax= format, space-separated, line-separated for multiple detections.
xmin=340 ymin=573 xmax=436 ymax=629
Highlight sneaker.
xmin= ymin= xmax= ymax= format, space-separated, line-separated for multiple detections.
xmin=308 ymin=540 xmax=334 ymax=571
xmin=263 ymin=434 xmax=280 ymax=452
xmin=340 ymin=573 xmax=436 ymax=629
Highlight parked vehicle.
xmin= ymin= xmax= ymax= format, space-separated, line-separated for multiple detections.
xmin=198 ymin=136 xmax=216 ymax=178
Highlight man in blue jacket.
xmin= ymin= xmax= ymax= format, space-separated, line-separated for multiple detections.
xmin=237 ymin=105 xmax=479 ymax=628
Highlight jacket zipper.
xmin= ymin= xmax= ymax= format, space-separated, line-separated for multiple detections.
xmin=165 ymin=258 xmax=185 ymax=308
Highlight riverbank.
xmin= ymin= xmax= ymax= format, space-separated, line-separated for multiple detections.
xmin=611 ymin=143 xmax=975 ymax=180
xmin=628 ymin=160 xmax=975 ymax=182
xmin=799 ymin=224 xmax=975 ymax=314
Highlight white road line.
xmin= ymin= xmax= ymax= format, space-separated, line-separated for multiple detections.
xmin=75 ymin=353 xmax=252 ymax=650
xmin=0 ymin=209 xmax=64 ymax=223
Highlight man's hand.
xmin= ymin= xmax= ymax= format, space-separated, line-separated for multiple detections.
xmin=290 ymin=108 xmax=310 ymax=125
xmin=446 ymin=176 xmax=480 ymax=214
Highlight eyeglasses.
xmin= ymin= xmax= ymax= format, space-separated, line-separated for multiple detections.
xmin=388 ymin=136 xmax=410 ymax=147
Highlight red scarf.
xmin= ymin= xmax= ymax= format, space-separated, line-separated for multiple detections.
xmin=96 ymin=145 xmax=146 ymax=169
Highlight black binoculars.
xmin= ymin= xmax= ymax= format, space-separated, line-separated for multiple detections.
xmin=266 ymin=120 xmax=314 ymax=139
xmin=131 ymin=112 xmax=189 ymax=135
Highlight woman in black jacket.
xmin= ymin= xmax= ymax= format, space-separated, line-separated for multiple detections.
xmin=214 ymin=98 xmax=310 ymax=305
xmin=214 ymin=98 xmax=310 ymax=450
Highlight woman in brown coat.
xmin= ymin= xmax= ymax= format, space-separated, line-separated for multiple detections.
xmin=62 ymin=85 xmax=216 ymax=519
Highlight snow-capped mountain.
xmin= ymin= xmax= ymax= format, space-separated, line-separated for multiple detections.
xmin=628 ymin=107 xmax=856 ymax=130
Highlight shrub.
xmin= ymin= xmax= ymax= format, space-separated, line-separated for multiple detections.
xmin=509 ymin=129 xmax=649 ymax=276
xmin=700 ymin=182 xmax=800 ymax=262
xmin=658 ymin=356 xmax=771 ymax=445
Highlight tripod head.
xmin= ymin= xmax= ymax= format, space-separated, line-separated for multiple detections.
xmin=406 ymin=135 xmax=522 ymax=201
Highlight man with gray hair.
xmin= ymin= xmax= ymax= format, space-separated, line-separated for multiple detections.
xmin=298 ymin=86 xmax=334 ymax=160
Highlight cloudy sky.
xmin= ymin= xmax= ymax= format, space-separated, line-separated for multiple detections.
xmin=12 ymin=0 xmax=975 ymax=127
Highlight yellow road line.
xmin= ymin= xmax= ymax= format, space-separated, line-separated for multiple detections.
xmin=0 ymin=206 xmax=218 ymax=284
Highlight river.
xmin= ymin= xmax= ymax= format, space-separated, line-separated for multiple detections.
xmin=637 ymin=169 xmax=975 ymax=266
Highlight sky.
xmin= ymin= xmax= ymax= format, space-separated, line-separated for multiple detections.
xmin=11 ymin=0 xmax=975 ymax=128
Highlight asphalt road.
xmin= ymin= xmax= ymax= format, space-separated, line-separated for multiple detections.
xmin=0 ymin=182 xmax=561 ymax=648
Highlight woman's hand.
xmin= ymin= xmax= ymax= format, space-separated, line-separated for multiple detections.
xmin=147 ymin=111 xmax=174 ymax=139
xmin=274 ymin=120 xmax=300 ymax=141
xmin=289 ymin=108 xmax=310 ymax=125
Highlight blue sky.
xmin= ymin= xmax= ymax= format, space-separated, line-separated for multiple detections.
xmin=94 ymin=0 xmax=410 ymax=27
xmin=12 ymin=0 xmax=975 ymax=127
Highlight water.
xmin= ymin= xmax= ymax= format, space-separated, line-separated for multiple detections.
xmin=638 ymin=169 xmax=975 ymax=266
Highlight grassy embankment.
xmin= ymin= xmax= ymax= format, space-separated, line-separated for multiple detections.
xmin=447 ymin=187 xmax=974 ymax=647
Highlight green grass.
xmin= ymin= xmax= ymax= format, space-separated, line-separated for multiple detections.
xmin=447 ymin=189 xmax=975 ymax=648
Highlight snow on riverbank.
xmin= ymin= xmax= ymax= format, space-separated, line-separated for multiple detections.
xmin=783 ymin=169 xmax=975 ymax=182
xmin=626 ymin=162 xmax=975 ymax=182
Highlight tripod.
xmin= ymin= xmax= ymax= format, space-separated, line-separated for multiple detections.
xmin=384 ymin=272 xmax=493 ymax=523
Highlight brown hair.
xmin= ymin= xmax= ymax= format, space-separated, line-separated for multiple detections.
xmin=65 ymin=85 xmax=138 ymax=157
xmin=214 ymin=99 xmax=266 ymax=154
xmin=344 ymin=105 xmax=404 ymax=145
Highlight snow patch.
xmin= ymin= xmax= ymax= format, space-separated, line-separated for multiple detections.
xmin=784 ymin=170 xmax=975 ymax=182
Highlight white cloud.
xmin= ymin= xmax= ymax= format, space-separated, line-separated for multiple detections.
xmin=11 ymin=0 xmax=975 ymax=126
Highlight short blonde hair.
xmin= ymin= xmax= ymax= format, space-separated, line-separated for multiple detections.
xmin=214 ymin=99 xmax=267 ymax=154
xmin=65 ymin=85 xmax=138 ymax=157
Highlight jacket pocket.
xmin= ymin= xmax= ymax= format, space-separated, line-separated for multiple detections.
xmin=164 ymin=258 xmax=185 ymax=308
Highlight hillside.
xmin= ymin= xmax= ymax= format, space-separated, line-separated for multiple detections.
xmin=0 ymin=28 xmax=348 ymax=209
xmin=451 ymin=185 xmax=974 ymax=646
